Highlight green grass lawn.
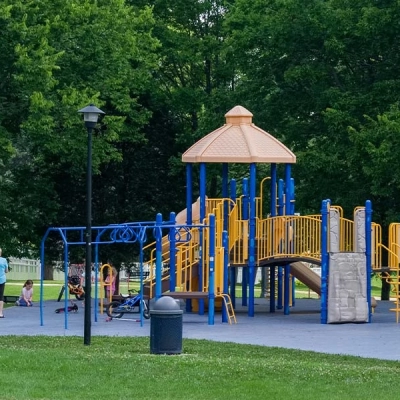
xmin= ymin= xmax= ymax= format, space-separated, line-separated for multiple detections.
xmin=240 ymin=274 xmax=384 ymax=299
xmin=3 ymin=280 xmax=139 ymax=307
xmin=4 ymin=276 xmax=384 ymax=305
xmin=0 ymin=336 xmax=399 ymax=400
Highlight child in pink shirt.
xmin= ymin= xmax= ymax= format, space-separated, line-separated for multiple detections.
xmin=105 ymin=267 xmax=117 ymax=300
xmin=16 ymin=279 xmax=33 ymax=306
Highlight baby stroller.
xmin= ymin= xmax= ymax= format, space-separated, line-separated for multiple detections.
xmin=57 ymin=265 xmax=85 ymax=302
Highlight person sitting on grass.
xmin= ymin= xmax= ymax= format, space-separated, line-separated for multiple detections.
xmin=15 ymin=280 xmax=34 ymax=307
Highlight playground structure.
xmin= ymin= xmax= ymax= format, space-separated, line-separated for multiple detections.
xmin=141 ymin=105 xmax=400 ymax=323
xmin=40 ymin=105 xmax=400 ymax=328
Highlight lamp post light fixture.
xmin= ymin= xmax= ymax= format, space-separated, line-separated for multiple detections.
xmin=78 ymin=104 xmax=105 ymax=345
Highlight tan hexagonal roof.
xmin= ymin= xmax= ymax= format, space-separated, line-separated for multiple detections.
xmin=182 ymin=105 xmax=296 ymax=164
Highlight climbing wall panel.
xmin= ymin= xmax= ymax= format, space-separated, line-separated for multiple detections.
xmin=328 ymin=252 xmax=368 ymax=323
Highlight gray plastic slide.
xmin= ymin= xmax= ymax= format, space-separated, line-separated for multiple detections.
xmin=290 ymin=262 xmax=321 ymax=295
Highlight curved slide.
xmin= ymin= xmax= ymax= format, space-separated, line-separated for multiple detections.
xmin=290 ymin=262 xmax=321 ymax=295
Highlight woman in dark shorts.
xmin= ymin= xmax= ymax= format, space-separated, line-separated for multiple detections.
xmin=0 ymin=248 xmax=9 ymax=318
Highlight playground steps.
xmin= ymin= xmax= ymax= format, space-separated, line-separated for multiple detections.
xmin=375 ymin=266 xmax=400 ymax=323
xmin=143 ymin=274 xmax=170 ymax=299
xmin=216 ymin=293 xmax=236 ymax=324
xmin=143 ymin=262 xmax=201 ymax=300
xmin=389 ymin=305 xmax=400 ymax=323
xmin=389 ymin=277 xmax=400 ymax=323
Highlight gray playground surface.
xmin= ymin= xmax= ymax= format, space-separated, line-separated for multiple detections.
xmin=1 ymin=297 xmax=399 ymax=361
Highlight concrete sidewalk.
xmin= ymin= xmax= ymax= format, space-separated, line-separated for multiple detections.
xmin=1 ymin=298 xmax=399 ymax=361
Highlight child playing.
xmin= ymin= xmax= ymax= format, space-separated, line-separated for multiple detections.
xmin=16 ymin=279 xmax=34 ymax=307
xmin=105 ymin=267 xmax=117 ymax=300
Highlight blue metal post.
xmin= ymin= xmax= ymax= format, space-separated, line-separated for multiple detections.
xmin=277 ymin=179 xmax=284 ymax=216
xmin=186 ymin=164 xmax=193 ymax=225
xmin=169 ymin=211 xmax=176 ymax=292
xmin=208 ymin=214 xmax=215 ymax=325
xmin=284 ymin=165 xmax=291 ymax=215
xmin=277 ymin=267 xmax=283 ymax=309
xmin=230 ymin=179 xmax=237 ymax=204
xmin=63 ymin=244 xmax=69 ymax=329
xmin=199 ymin=162 xmax=206 ymax=315
xmin=222 ymin=165 xmax=229 ymax=318
xmin=248 ymin=163 xmax=256 ymax=317
xmin=185 ymin=163 xmax=193 ymax=311
xmin=321 ymin=200 xmax=329 ymax=324
xmin=291 ymin=275 xmax=296 ymax=307
xmin=230 ymin=267 xmax=236 ymax=308
xmin=40 ymin=237 xmax=46 ymax=326
xmin=155 ymin=213 xmax=163 ymax=300
xmin=229 ymin=179 xmax=237 ymax=307
xmin=365 ymin=200 xmax=372 ymax=323
xmin=277 ymin=179 xmax=284 ymax=309
xmin=290 ymin=178 xmax=295 ymax=215
xmin=242 ymin=178 xmax=249 ymax=306
xmin=271 ymin=163 xmax=277 ymax=216
xmin=270 ymin=266 xmax=276 ymax=312
xmin=270 ymin=164 xmax=277 ymax=312
xmin=200 ymin=163 xmax=206 ymax=222
xmin=290 ymin=177 xmax=296 ymax=307
xmin=222 ymin=163 xmax=229 ymax=232
xmin=283 ymin=164 xmax=292 ymax=315
xmin=283 ymin=265 xmax=290 ymax=315
xmin=139 ymin=240 xmax=144 ymax=327
xmin=222 ymin=230 xmax=229 ymax=323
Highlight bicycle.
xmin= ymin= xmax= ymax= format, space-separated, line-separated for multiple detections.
xmin=106 ymin=289 xmax=150 ymax=319
xmin=57 ymin=275 xmax=85 ymax=302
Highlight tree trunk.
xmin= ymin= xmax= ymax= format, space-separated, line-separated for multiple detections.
xmin=44 ymin=264 xmax=54 ymax=280
xmin=260 ymin=268 xmax=269 ymax=298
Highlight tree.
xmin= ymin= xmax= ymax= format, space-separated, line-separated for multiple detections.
xmin=0 ymin=0 xmax=159 ymax=259
xmin=225 ymin=0 xmax=400 ymax=218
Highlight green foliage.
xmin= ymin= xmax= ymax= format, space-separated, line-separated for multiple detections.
xmin=2 ymin=0 xmax=400 ymax=264
xmin=223 ymin=0 xmax=400 ymax=221
xmin=0 ymin=0 xmax=160 ymax=258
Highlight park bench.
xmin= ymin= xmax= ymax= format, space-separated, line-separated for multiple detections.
xmin=3 ymin=295 xmax=19 ymax=304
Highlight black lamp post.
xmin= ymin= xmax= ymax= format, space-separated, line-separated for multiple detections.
xmin=78 ymin=104 xmax=105 ymax=345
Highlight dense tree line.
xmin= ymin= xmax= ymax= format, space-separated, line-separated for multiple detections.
xmin=1 ymin=0 xmax=399 ymax=272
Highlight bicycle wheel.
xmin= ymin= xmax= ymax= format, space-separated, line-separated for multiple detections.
xmin=57 ymin=285 xmax=65 ymax=302
xmin=142 ymin=301 xmax=150 ymax=319
xmin=143 ymin=308 xmax=150 ymax=319
xmin=75 ymin=291 xmax=85 ymax=301
xmin=106 ymin=301 xmax=124 ymax=319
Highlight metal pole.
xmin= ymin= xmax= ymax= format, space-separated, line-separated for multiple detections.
xmin=320 ymin=199 xmax=329 ymax=324
xmin=365 ymin=200 xmax=372 ymax=323
xmin=84 ymin=126 xmax=92 ymax=345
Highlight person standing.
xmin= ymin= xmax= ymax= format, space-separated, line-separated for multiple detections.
xmin=105 ymin=267 xmax=117 ymax=300
xmin=0 ymin=248 xmax=9 ymax=318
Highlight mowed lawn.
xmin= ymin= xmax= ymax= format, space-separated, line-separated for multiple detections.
xmin=1 ymin=336 xmax=400 ymax=400
xmin=4 ymin=273 xmax=384 ymax=304
xmin=2 ymin=278 xmax=399 ymax=399
xmin=3 ymin=280 xmax=138 ymax=305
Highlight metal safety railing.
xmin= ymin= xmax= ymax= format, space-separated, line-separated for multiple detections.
xmin=256 ymin=215 xmax=322 ymax=263
xmin=143 ymin=198 xmax=234 ymax=298
xmin=142 ymin=199 xmax=400 ymax=309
